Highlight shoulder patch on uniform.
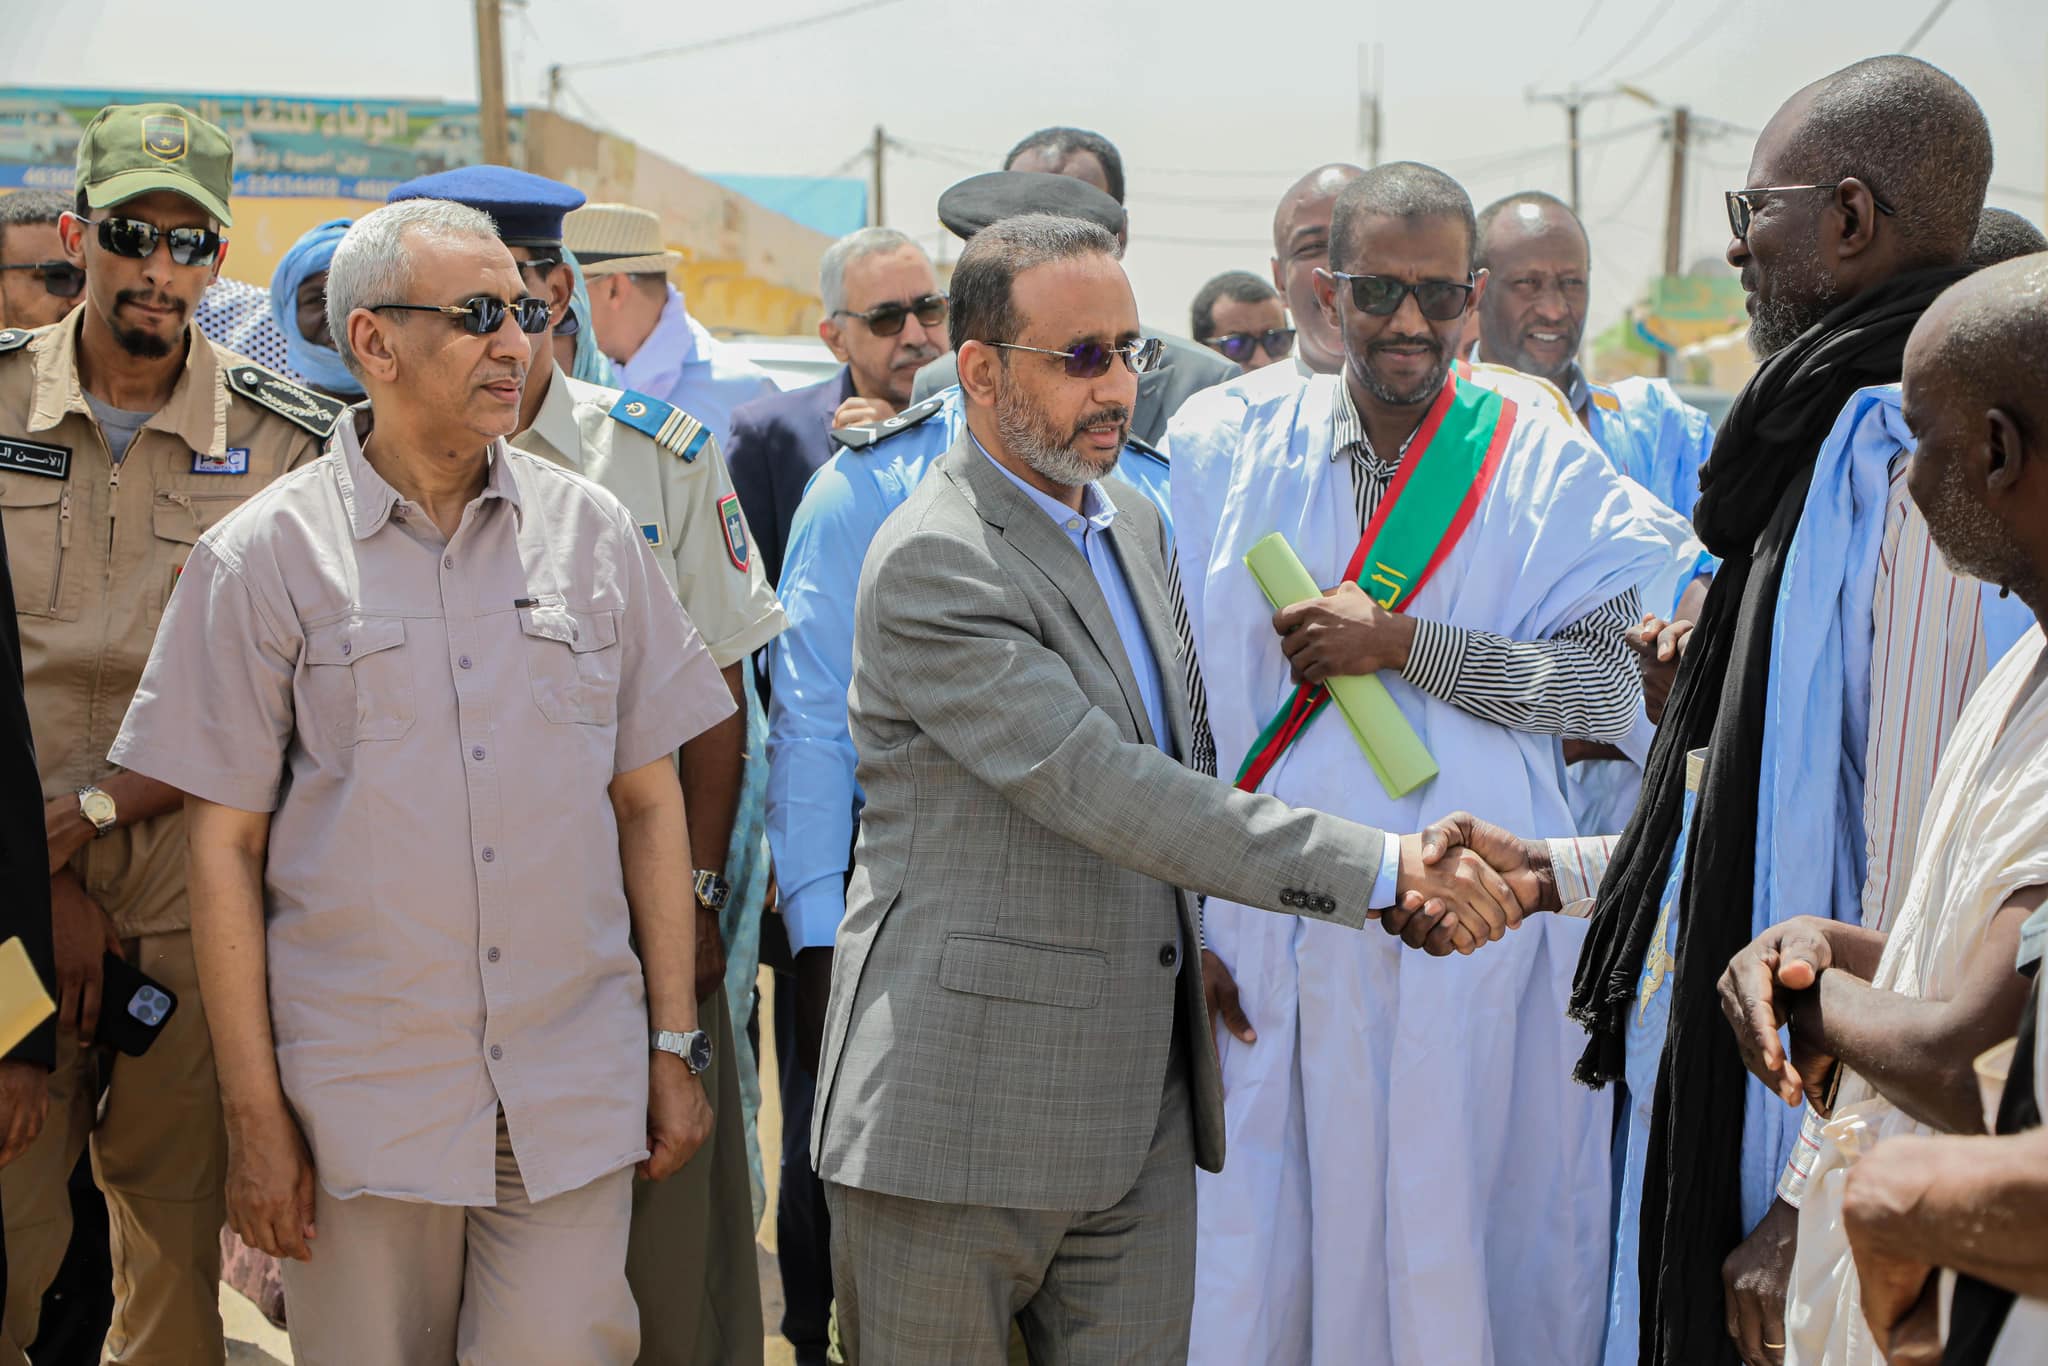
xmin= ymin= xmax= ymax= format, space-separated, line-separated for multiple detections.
xmin=1121 ymin=433 xmax=1168 ymax=468
xmin=225 ymin=363 xmax=346 ymax=438
xmin=717 ymin=492 xmax=749 ymax=571
xmin=830 ymin=392 xmax=946 ymax=450
xmin=0 ymin=328 xmax=32 ymax=354
xmin=608 ymin=389 xmax=710 ymax=461
xmin=1589 ymin=386 xmax=1622 ymax=412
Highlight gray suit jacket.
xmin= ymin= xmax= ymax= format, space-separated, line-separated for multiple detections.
xmin=910 ymin=329 xmax=1239 ymax=447
xmin=812 ymin=435 xmax=1389 ymax=1212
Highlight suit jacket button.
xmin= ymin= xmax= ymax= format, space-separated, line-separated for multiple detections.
xmin=1282 ymin=889 xmax=1300 ymax=907
xmin=1318 ymin=896 xmax=1336 ymax=913
xmin=1159 ymin=944 xmax=1178 ymax=968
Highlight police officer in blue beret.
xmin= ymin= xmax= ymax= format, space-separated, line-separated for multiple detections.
xmin=389 ymin=165 xmax=784 ymax=1366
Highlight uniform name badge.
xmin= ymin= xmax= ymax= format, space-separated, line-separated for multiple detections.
xmin=192 ymin=447 xmax=249 ymax=475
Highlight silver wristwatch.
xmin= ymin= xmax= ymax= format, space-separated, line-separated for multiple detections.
xmin=76 ymin=785 xmax=116 ymax=838
xmin=651 ymin=1028 xmax=713 ymax=1075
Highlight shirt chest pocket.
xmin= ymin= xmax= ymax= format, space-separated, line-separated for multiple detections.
xmin=0 ymin=476 xmax=71 ymax=620
xmin=517 ymin=604 xmax=620 ymax=726
xmin=150 ymin=490 xmax=246 ymax=626
xmin=303 ymin=617 xmax=416 ymax=746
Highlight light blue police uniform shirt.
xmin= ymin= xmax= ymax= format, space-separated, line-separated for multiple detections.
xmin=616 ymin=286 xmax=780 ymax=449
xmin=765 ymin=388 xmax=1177 ymax=951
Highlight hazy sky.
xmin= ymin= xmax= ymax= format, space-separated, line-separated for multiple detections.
xmin=12 ymin=0 xmax=2045 ymax=342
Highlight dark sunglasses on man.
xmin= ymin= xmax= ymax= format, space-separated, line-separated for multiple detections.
xmin=370 ymin=294 xmax=553 ymax=336
xmin=831 ymin=293 xmax=948 ymax=338
xmin=1203 ymin=328 xmax=1296 ymax=365
xmin=79 ymin=215 xmax=227 ymax=268
xmin=1723 ymin=182 xmax=1897 ymax=242
xmin=987 ymin=336 xmax=1164 ymax=379
xmin=0 ymin=260 xmax=85 ymax=299
xmin=1320 ymin=270 xmax=1476 ymax=322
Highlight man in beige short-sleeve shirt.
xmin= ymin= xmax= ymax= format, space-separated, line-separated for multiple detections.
xmin=111 ymin=199 xmax=732 ymax=1366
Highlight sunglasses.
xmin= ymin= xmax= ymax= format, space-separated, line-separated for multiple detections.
xmin=988 ymin=336 xmax=1164 ymax=379
xmin=1204 ymin=328 xmax=1295 ymax=365
xmin=371 ymin=294 xmax=553 ymax=336
xmin=0 ymin=260 xmax=85 ymax=298
xmin=1323 ymin=271 xmax=1476 ymax=322
xmin=81 ymin=216 xmax=226 ymax=267
xmin=1724 ymin=183 xmax=1898 ymax=242
xmin=833 ymin=293 xmax=948 ymax=337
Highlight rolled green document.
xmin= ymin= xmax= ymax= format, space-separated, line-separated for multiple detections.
xmin=1244 ymin=532 xmax=1439 ymax=798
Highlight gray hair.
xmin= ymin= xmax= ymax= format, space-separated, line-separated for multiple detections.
xmin=326 ymin=198 xmax=502 ymax=379
xmin=819 ymin=226 xmax=924 ymax=316
xmin=0 ymin=189 xmax=70 ymax=250
xmin=948 ymin=213 xmax=1120 ymax=352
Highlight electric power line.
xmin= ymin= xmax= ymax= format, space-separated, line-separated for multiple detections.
xmin=1621 ymin=0 xmax=1745 ymax=84
xmin=559 ymin=0 xmax=915 ymax=75
xmin=1900 ymin=0 xmax=1959 ymax=52
xmin=1571 ymin=0 xmax=1608 ymax=40
xmin=1576 ymin=4 xmax=1676 ymax=85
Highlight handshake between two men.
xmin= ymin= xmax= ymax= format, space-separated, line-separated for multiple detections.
xmin=1206 ymin=811 xmax=1559 ymax=1044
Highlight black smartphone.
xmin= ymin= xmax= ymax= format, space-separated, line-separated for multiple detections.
xmin=95 ymin=953 xmax=177 ymax=1057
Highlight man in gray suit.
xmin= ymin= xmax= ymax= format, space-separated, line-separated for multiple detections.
xmin=910 ymin=135 xmax=1238 ymax=445
xmin=813 ymin=213 xmax=1525 ymax=1365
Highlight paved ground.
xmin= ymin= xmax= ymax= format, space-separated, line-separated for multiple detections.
xmin=222 ymin=967 xmax=801 ymax=1365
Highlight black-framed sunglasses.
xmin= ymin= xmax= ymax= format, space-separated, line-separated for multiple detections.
xmin=371 ymin=294 xmax=552 ymax=336
xmin=1725 ymin=183 xmax=1897 ymax=241
xmin=1204 ymin=328 xmax=1295 ymax=365
xmin=0 ymin=260 xmax=85 ymax=298
xmin=832 ymin=293 xmax=948 ymax=337
xmin=1322 ymin=270 xmax=1476 ymax=321
xmin=80 ymin=216 xmax=226 ymax=267
xmin=988 ymin=336 xmax=1164 ymax=379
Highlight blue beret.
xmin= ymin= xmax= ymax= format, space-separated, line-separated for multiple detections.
xmin=387 ymin=167 xmax=588 ymax=248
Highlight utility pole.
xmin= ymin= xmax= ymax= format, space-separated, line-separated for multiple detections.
xmin=1527 ymin=89 xmax=1591 ymax=215
xmin=1659 ymin=106 xmax=1691 ymax=377
xmin=871 ymin=125 xmax=886 ymax=226
xmin=1357 ymin=44 xmax=1383 ymax=168
xmin=474 ymin=0 xmax=510 ymax=165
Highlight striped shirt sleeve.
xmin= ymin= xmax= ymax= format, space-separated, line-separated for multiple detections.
xmin=1167 ymin=550 xmax=1219 ymax=781
xmin=1401 ymin=589 xmax=1645 ymax=743
xmin=1543 ymin=834 xmax=1619 ymax=917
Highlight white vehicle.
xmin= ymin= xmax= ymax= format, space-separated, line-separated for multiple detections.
xmin=724 ymin=335 xmax=841 ymax=392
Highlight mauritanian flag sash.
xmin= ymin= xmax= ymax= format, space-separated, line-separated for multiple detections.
xmin=1234 ymin=372 xmax=1515 ymax=793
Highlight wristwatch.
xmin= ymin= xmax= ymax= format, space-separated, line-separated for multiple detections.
xmin=651 ymin=1028 xmax=713 ymax=1076
xmin=75 ymin=786 xmax=116 ymax=839
xmin=691 ymin=870 xmax=730 ymax=913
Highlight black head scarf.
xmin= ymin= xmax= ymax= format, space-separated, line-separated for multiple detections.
xmin=1567 ymin=263 xmax=1972 ymax=1366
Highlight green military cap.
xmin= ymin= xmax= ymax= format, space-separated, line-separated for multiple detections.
xmin=75 ymin=103 xmax=235 ymax=227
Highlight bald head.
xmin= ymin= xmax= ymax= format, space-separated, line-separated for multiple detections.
xmin=1272 ymin=163 xmax=1365 ymax=375
xmin=1475 ymin=191 xmax=1592 ymax=386
xmin=1902 ymin=253 xmax=2048 ymax=604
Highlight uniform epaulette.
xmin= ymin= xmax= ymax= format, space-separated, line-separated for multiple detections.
xmin=830 ymin=392 xmax=946 ymax=451
xmin=608 ymin=390 xmax=711 ymax=462
xmin=225 ymin=363 xmax=346 ymax=439
xmin=1589 ymin=386 xmax=1623 ymax=412
xmin=0 ymin=328 xmax=33 ymax=354
xmin=1121 ymin=433 xmax=1168 ymax=468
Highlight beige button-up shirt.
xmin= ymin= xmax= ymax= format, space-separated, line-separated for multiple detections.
xmin=0 ymin=313 xmax=334 ymax=934
xmin=111 ymin=408 xmax=733 ymax=1204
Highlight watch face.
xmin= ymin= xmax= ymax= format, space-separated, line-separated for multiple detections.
xmin=687 ymin=1031 xmax=713 ymax=1073
xmin=80 ymin=791 xmax=115 ymax=826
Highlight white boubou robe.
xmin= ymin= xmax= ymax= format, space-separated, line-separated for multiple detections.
xmin=1167 ymin=371 xmax=1671 ymax=1366
xmin=1787 ymin=628 xmax=2048 ymax=1366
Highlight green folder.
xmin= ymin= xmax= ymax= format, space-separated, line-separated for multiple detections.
xmin=1244 ymin=532 xmax=1439 ymax=798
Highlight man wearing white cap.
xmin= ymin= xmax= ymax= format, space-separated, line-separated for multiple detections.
xmin=566 ymin=204 xmax=779 ymax=449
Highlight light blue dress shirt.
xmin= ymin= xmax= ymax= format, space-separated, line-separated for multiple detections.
xmin=617 ymin=286 xmax=780 ymax=449
xmin=765 ymin=389 xmax=1175 ymax=951
xmin=971 ymin=437 xmax=1172 ymax=750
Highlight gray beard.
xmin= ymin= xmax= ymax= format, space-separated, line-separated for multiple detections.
xmin=1746 ymin=241 xmax=1841 ymax=359
xmin=1921 ymin=452 xmax=2031 ymax=596
xmin=994 ymin=389 xmax=1118 ymax=488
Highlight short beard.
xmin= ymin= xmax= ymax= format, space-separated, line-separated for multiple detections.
xmin=993 ymin=373 xmax=1125 ymax=488
xmin=1745 ymin=241 xmax=1841 ymax=359
xmin=1357 ymin=337 xmax=1450 ymax=406
xmin=1921 ymin=449 xmax=2031 ymax=595
xmin=110 ymin=289 xmax=183 ymax=359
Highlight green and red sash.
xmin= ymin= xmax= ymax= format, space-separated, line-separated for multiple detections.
xmin=1234 ymin=373 xmax=1515 ymax=792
